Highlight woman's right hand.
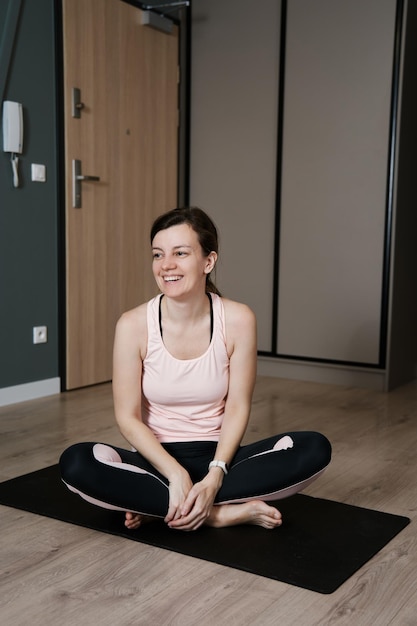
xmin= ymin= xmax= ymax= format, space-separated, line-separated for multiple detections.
xmin=164 ymin=471 xmax=194 ymax=525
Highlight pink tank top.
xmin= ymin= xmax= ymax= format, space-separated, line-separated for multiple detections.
xmin=141 ymin=293 xmax=230 ymax=442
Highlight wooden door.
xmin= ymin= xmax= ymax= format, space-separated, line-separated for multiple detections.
xmin=62 ymin=0 xmax=179 ymax=389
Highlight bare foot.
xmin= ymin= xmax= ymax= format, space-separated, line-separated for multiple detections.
xmin=206 ymin=500 xmax=282 ymax=530
xmin=124 ymin=511 xmax=155 ymax=530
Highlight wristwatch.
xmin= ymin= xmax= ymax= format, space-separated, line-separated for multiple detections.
xmin=208 ymin=460 xmax=229 ymax=475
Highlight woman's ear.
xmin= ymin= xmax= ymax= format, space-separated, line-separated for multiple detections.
xmin=204 ymin=251 xmax=218 ymax=274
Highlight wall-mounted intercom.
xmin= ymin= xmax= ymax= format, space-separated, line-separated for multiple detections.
xmin=3 ymin=100 xmax=23 ymax=153
xmin=2 ymin=100 xmax=24 ymax=187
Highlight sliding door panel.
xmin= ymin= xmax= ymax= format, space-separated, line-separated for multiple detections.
xmin=190 ymin=0 xmax=281 ymax=351
xmin=277 ymin=0 xmax=397 ymax=363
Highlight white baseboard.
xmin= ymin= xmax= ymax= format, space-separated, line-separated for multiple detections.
xmin=257 ymin=357 xmax=386 ymax=391
xmin=0 ymin=378 xmax=61 ymax=407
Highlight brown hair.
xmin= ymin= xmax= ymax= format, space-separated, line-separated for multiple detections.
xmin=150 ymin=207 xmax=221 ymax=295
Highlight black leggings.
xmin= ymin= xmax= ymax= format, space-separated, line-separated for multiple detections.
xmin=59 ymin=432 xmax=331 ymax=518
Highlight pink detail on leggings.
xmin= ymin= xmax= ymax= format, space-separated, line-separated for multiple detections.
xmin=234 ymin=435 xmax=294 ymax=465
xmin=63 ymin=479 xmax=163 ymax=518
xmin=63 ymin=480 xmax=132 ymax=512
xmin=61 ymin=444 xmax=167 ymax=517
xmin=217 ymin=465 xmax=329 ymax=505
xmin=91 ymin=444 xmax=168 ymax=489
xmin=273 ymin=435 xmax=294 ymax=451
xmin=92 ymin=443 xmax=148 ymax=475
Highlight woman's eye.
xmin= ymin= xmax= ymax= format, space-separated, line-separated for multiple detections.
xmin=152 ymin=253 xmax=162 ymax=260
xmin=176 ymin=251 xmax=187 ymax=257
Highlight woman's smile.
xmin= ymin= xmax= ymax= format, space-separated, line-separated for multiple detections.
xmin=163 ymin=275 xmax=183 ymax=282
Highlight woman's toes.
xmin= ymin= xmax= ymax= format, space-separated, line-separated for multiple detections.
xmin=125 ymin=512 xmax=142 ymax=529
xmin=250 ymin=501 xmax=282 ymax=528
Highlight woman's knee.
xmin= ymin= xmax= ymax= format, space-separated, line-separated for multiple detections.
xmin=92 ymin=443 xmax=122 ymax=464
xmin=305 ymin=431 xmax=332 ymax=470
xmin=314 ymin=431 xmax=332 ymax=461
xmin=59 ymin=442 xmax=96 ymax=486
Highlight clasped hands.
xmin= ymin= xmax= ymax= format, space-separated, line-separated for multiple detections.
xmin=165 ymin=469 xmax=223 ymax=531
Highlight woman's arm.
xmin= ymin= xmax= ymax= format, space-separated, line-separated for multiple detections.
xmin=112 ymin=306 xmax=193 ymax=521
xmin=211 ymin=299 xmax=257 ymax=465
xmin=169 ymin=300 xmax=257 ymax=530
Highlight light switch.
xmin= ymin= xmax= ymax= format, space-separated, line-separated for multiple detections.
xmin=31 ymin=163 xmax=46 ymax=182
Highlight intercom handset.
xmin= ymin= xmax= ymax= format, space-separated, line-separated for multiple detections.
xmin=3 ymin=100 xmax=23 ymax=153
xmin=2 ymin=100 xmax=24 ymax=187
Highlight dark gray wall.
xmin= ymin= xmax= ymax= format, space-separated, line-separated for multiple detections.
xmin=0 ymin=0 xmax=59 ymax=388
xmin=386 ymin=0 xmax=417 ymax=388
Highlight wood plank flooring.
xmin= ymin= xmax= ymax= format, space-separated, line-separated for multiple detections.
xmin=0 ymin=377 xmax=416 ymax=625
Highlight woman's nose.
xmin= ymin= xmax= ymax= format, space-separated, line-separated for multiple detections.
xmin=161 ymin=255 xmax=176 ymax=269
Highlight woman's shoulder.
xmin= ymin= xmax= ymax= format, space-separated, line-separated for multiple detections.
xmin=115 ymin=301 xmax=150 ymax=359
xmin=220 ymin=297 xmax=256 ymax=332
xmin=115 ymin=297 xmax=162 ymax=360
xmin=117 ymin=301 xmax=148 ymax=330
xmin=218 ymin=297 xmax=256 ymax=358
xmin=220 ymin=296 xmax=255 ymax=318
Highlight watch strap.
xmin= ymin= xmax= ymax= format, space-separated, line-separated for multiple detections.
xmin=208 ymin=460 xmax=228 ymax=475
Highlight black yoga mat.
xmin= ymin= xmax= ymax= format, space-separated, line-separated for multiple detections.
xmin=0 ymin=465 xmax=410 ymax=594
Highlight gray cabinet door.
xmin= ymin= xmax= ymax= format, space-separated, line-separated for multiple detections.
xmin=277 ymin=0 xmax=397 ymax=364
xmin=190 ymin=0 xmax=281 ymax=351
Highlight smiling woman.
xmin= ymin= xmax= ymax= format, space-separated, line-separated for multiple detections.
xmin=151 ymin=207 xmax=221 ymax=297
xmin=59 ymin=207 xmax=332 ymax=531
xmin=151 ymin=223 xmax=217 ymax=301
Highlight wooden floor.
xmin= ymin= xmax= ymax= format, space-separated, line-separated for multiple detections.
xmin=0 ymin=376 xmax=416 ymax=625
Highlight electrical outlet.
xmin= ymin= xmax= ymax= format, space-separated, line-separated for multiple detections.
xmin=33 ymin=326 xmax=47 ymax=344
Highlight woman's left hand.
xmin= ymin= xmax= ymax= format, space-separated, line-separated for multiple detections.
xmin=167 ymin=472 xmax=222 ymax=531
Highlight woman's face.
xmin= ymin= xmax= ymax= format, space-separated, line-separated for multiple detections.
xmin=151 ymin=223 xmax=217 ymax=298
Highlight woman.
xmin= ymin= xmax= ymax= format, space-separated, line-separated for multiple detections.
xmin=60 ymin=207 xmax=331 ymax=531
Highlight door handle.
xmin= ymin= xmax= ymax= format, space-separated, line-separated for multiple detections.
xmin=76 ymin=174 xmax=100 ymax=182
xmin=72 ymin=159 xmax=100 ymax=208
